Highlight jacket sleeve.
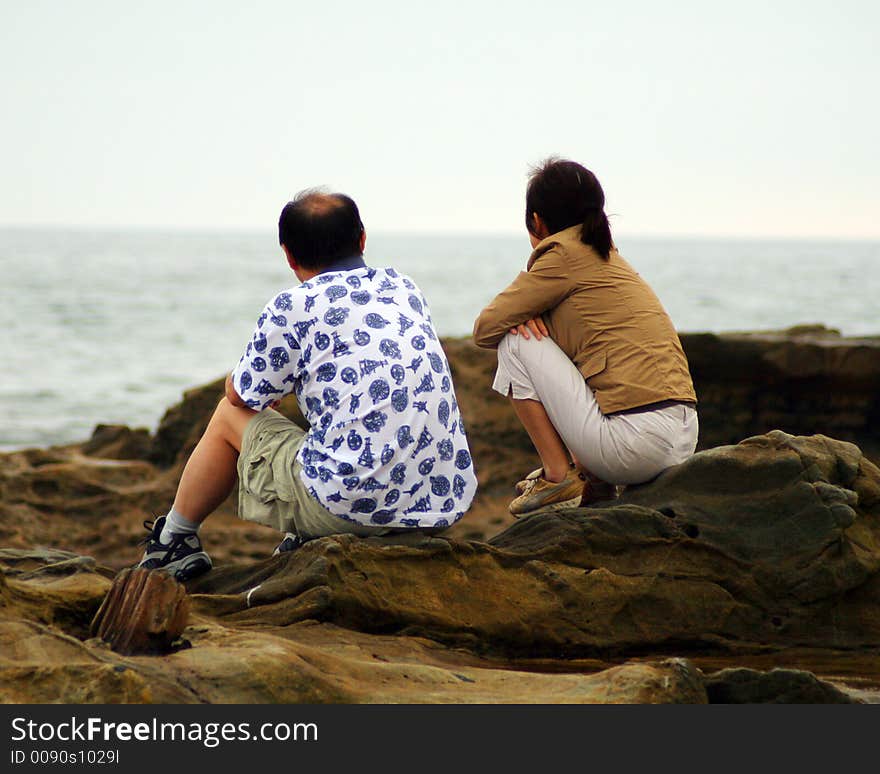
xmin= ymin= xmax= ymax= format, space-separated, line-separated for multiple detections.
xmin=472 ymin=249 xmax=572 ymax=348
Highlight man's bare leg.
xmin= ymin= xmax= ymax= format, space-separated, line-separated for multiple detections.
xmin=138 ymin=398 xmax=258 ymax=577
xmin=510 ymin=397 xmax=571 ymax=483
xmin=172 ymin=398 xmax=257 ymax=525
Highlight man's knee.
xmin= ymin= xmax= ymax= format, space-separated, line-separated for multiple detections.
xmin=207 ymin=396 xmax=254 ymax=448
xmin=208 ymin=395 xmax=234 ymax=424
xmin=203 ymin=397 xmax=231 ymax=438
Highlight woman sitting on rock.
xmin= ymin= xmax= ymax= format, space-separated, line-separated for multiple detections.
xmin=473 ymin=158 xmax=699 ymax=516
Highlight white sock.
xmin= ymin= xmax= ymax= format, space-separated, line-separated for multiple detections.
xmin=160 ymin=507 xmax=199 ymax=544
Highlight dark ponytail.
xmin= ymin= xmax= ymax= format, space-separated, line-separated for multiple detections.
xmin=525 ymin=158 xmax=614 ymax=260
xmin=579 ymin=207 xmax=613 ymax=260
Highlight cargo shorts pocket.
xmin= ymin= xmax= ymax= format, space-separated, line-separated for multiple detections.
xmin=240 ymin=453 xmax=283 ymax=504
xmin=238 ymin=411 xmax=307 ymax=504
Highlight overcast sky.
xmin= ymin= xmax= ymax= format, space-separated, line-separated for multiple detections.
xmin=1 ymin=0 xmax=877 ymax=238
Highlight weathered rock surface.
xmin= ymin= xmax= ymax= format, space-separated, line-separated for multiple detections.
xmin=682 ymin=326 xmax=880 ymax=462
xmin=0 ymin=546 xmax=869 ymax=704
xmin=82 ymin=424 xmax=152 ymax=461
xmin=3 ymin=329 xmax=878 ymax=562
xmin=174 ymin=431 xmax=880 ymax=658
xmin=704 ymin=667 xmax=857 ymax=704
xmin=2 ymin=549 xmax=715 ymax=703
xmin=3 ymin=328 xmax=880 ymax=703
xmin=0 ymin=548 xmax=113 ymax=640
xmin=91 ymin=568 xmax=190 ymax=655
xmin=142 ymin=327 xmax=880 ymax=471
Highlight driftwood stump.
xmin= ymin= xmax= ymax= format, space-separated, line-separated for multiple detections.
xmin=90 ymin=567 xmax=190 ymax=655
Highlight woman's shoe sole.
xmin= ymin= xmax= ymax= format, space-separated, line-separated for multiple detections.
xmin=510 ymin=495 xmax=582 ymax=518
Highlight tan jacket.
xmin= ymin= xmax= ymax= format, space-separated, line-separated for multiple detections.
xmin=473 ymin=225 xmax=697 ymax=414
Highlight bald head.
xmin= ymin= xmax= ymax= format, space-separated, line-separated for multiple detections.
xmin=295 ymin=189 xmax=348 ymax=217
xmin=278 ymin=188 xmax=365 ymax=270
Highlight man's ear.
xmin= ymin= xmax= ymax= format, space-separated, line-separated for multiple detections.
xmin=282 ymin=244 xmax=298 ymax=272
xmin=359 ymin=228 xmax=366 ymax=254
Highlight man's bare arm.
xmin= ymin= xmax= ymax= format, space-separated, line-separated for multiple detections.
xmin=226 ymin=372 xmax=282 ymax=411
xmin=225 ymin=373 xmax=249 ymax=408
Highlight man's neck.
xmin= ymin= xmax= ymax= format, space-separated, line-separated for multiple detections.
xmin=319 ymin=255 xmax=367 ymax=274
xmin=297 ymin=254 xmax=367 ymax=283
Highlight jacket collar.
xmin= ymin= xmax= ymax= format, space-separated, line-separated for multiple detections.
xmin=318 ymin=255 xmax=367 ymax=275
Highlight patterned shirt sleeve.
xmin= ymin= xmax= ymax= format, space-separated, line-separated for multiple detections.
xmin=231 ymin=294 xmax=301 ymax=409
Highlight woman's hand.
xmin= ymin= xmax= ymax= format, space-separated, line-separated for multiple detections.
xmin=509 ymin=317 xmax=549 ymax=340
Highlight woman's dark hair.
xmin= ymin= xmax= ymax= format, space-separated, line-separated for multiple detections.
xmin=278 ymin=189 xmax=364 ymax=269
xmin=525 ymin=158 xmax=613 ymax=259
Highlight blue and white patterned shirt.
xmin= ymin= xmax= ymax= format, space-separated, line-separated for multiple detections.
xmin=231 ymin=258 xmax=478 ymax=529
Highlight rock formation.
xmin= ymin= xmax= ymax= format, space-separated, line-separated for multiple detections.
xmin=91 ymin=567 xmax=190 ymax=655
xmin=682 ymin=326 xmax=880 ymax=462
xmin=2 ymin=328 xmax=880 ymax=703
xmin=176 ymin=431 xmax=880 ymax=658
xmin=0 ymin=546 xmax=862 ymax=704
xmin=704 ymin=667 xmax=857 ymax=704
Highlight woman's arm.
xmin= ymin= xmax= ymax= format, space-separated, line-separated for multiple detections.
xmin=473 ymin=250 xmax=572 ymax=348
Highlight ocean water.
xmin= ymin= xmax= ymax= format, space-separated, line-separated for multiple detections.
xmin=1 ymin=227 xmax=878 ymax=450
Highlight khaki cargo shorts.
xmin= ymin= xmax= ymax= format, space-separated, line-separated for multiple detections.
xmin=237 ymin=409 xmax=443 ymax=543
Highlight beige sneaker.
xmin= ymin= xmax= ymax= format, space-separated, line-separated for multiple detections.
xmin=515 ymin=467 xmax=544 ymax=495
xmin=509 ymin=467 xmax=586 ymax=517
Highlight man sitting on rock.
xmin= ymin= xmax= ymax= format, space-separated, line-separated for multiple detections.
xmin=138 ymin=189 xmax=478 ymax=579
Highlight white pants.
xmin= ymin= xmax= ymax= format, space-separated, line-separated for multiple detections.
xmin=493 ymin=334 xmax=699 ymax=485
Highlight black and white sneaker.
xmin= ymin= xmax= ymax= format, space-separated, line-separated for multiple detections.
xmin=138 ymin=516 xmax=212 ymax=581
xmin=273 ymin=532 xmax=306 ymax=556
